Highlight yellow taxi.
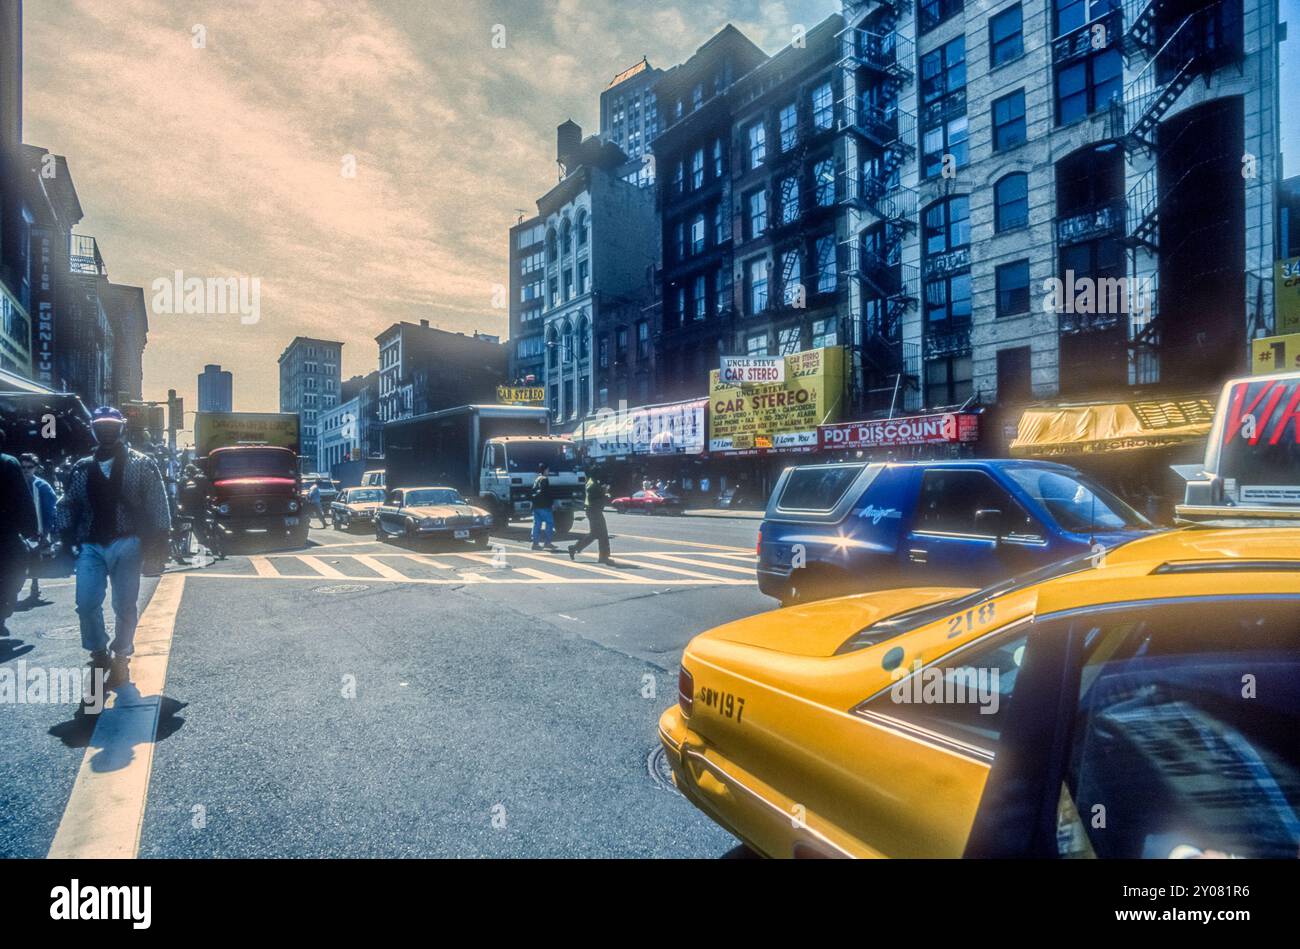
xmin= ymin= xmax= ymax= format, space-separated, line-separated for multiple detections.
xmin=659 ymin=528 xmax=1300 ymax=859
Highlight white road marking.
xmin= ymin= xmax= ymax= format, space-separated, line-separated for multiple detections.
xmin=352 ymin=555 xmax=411 ymax=580
xmin=249 ymin=556 xmax=279 ymax=578
xmin=47 ymin=574 xmax=186 ymax=859
xmin=631 ymin=552 xmax=757 ymax=575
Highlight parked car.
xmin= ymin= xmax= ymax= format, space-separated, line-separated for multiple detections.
xmin=757 ymin=459 xmax=1153 ymax=606
xmin=611 ymin=489 xmax=686 ymax=515
xmin=302 ymin=473 xmax=339 ymax=506
xmin=660 ymin=527 xmax=1300 ymax=858
xmin=330 ymin=487 xmax=386 ymax=531
xmin=374 ymin=486 xmax=492 ymax=547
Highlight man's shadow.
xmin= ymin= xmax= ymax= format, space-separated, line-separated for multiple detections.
xmin=48 ymin=682 xmax=187 ymax=766
xmin=0 ymin=638 xmax=35 ymax=663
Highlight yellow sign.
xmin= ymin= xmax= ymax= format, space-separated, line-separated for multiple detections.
xmin=1252 ymin=333 xmax=1300 ymax=375
xmin=708 ymin=347 xmax=845 ymax=452
xmin=497 ymin=385 xmax=545 ymax=405
xmin=1277 ymin=258 xmax=1300 ymax=334
xmin=194 ymin=412 xmax=300 ymax=457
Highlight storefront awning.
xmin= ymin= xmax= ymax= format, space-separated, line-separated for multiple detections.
xmin=1010 ymin=398 xmax=1215 ymax=457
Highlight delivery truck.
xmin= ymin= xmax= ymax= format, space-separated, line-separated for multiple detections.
xmin=383 ymin=404 xmax=586 ymax=533
xmin=1175 ymin=369 xmax=1300 ymax=526
xmin=193 ymin=411 xmax=307 ymax=546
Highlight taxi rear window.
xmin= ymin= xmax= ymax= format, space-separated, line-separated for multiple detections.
xmin=777 ymin=464 xmax=865 ymax=513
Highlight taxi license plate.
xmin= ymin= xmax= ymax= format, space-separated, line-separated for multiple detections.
xmin=454 ymin=529 xmax=470 ymax=539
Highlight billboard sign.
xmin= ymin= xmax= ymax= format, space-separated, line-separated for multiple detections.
xmin=720 ymin=355 xmax=785 ymax=386
xmin=708 ymin=347 xmax=845 ymax=453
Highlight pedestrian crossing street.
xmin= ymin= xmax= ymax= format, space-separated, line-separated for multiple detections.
xmin=188 ymin=540 xmax=758 ymax=587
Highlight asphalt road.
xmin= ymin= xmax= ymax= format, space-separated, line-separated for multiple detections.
xmin=1 ymin=511 xmax=771 ymax=857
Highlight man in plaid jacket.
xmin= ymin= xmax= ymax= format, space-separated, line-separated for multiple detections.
xmin=56 ymin=406 xmax=171 ymax=687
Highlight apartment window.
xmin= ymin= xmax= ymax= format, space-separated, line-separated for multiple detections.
xmin=1055 ymin=47 xmax=1122 ymax=125
xmin=747 ymin=189 xmax=768 ymax=238
xmin=748 ymin=257 xmax=769 ymax=315
xmin=694 ymin=274 xmax=707 ymax=320
xmin=919 ymin=0 xmax=964 ymax=34
xmin=780 ymin=249 xmax=802 ymax=305
xmin=675 ymin=221 xmax=686 ymax=260
xmin=561 ymin=219 xmax=572 ymax=255
xmin=563 ymin=269 xmax=574 ymax=300
xmin=691 ymin=214 xmax=706 ymax=254
xmin=636 ymin=320 xmax=651 ymax=360
xmin=814 ymin=158 xmax=835 ymax=206
xmin=747 ymin=121 xmax=766 ymax=169
xmin=992 ymin=90 xmax=1026 ymax=151
xmin=779 ymin=175 xmax=800 ymax=224
xmin=926 ymin=355 xmax=973 ymax=407
xmin=779 ymin=102 xmax=798 ymax=152
xmin=616 ymin=327 xmax=628 ymax=363
xmin=989 ymin=5 xmax=1024 ymax=66
xmin=920 ymin=36 xmax=966 ymax=105
xmin=746 ymin=333 xmax=769 ymax=356
xmin=691 ymin=148 xmax=705 ymax=189
xmin=1055 ymin=0 xmax=1119 ymax=36
xmin=548 ymin=277 xmax=559 ymax=307
xmin=715 ymin=265 xmax=732 ymax=315
xmin=576 ymin=211 xmax=588 ymax=246
xmin=578 ymin=260 xmax=590 ymax=294
xmin=923 ymin=196 xmax=971 ymax=257
xmin=811 ymin=81 xmax=834 ymax=130
xmin=778 ymin=326 xmax=801 ymax=354
xmin=995 ymin=259 xmax=1031 ymax=316
xmin=816 ymin=235 xmax=837 ymax=293
xmin=598 ymin=334 xmax=609 ymax=369
xmin=924 ymin=273 xmax=973 ymax=329
xmin=995 ymin=173 xmax=1029 ymax=231
xmin=692 ymin=84 xmax=704 ymax=110
xmin=712 ymin=137 xmax=724 ymax=177
xmin=673 ymin=161 xmax=684 ymax=195
xmin=922 ymin=114 xmax=968 ymax=179
xmin=714 ymin=203 xmax=727 ymax=244
xmin=997 ymin=346 xmax=1032 ymax=403
xmin=811 ymin=317 xmax=837 ymax=349
xmin=676 ymin=286 xmax=687 ymax=322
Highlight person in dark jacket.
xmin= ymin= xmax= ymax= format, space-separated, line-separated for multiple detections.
xmin=55 ymin=406 xmax=171 ymax=686
xmin=568 ymin=470 xmax=613 ymax=564
xmin=19 ymin=453 xmax=58 ymax=606
xmin=530 ymin=462 xmax=557 ymax=551
xmin=0 ymin=429 xmax=38 ymax=636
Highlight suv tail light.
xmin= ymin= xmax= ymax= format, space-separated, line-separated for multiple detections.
xmin=678 ymin=666 xmax=694 ymax=717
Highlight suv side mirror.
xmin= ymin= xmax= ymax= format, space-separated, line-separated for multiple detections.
xmin=974 ymin=508 xmax=1004 ymax=539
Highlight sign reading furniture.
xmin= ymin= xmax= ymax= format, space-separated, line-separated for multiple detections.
xmin=709 ymin=347 xmax=845 ymax=453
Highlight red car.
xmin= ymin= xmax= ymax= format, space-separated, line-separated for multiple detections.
xmin=610 ymin=489 xmax=686 ymax=515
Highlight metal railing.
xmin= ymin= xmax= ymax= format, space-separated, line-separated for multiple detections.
xmin=839 ymin=27 xmax=914 ymax=80
xmin=69 ymin=234 xmax=106 ymax=276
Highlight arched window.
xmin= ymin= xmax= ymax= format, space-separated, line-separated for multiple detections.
xmin=545 ymin=227 xmax=558 ymax=264
xmin=576 ymin=314 xmax=589 ymax=359
xmin=545 ymin=323 xmax=558 ymax=369
xmin=994 ymin=173 xmax=1028 ymax=232
xmin=576 ymin=210 xmax=588 ymax=247
xmin=560 ymin=218 xmax=572 ymax=255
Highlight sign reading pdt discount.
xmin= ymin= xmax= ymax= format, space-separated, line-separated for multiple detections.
xmin=709 ymin=347 xmax=845 ymax=452
xmin=819 ymin=412 xmax=979 ymax=451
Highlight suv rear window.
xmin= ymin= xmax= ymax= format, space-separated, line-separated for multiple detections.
xmin=777 ymin=464 xmax=865 ymax=513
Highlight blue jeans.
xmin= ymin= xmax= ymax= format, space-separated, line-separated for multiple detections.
xmin=76 ymin=537 xmax=143 ymax=657
xmin=531 ymin=508 xmax=554 ymax=545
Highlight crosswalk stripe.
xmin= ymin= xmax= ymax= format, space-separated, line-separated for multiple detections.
xmin=352 ymin=555 xmax=411 ymax=580
xmin=250 ymin=556 xmax=279 ymax=577
xmin=514 ymin=566 xmax=568 ymax=581
xmin=399 ymin=554 xmax=452 ymax=570
xmin=609 ymin=532 xmax=755 ymax=552
xmin=510 ymin=551 xmax=629 ymax=579
xmin=298 ymin=555 xmax=347 ymax=578
xmin=603 ymin=556 xmax=739 ymax=582
xmin=634 ymin=552 xmax=757 ymax=575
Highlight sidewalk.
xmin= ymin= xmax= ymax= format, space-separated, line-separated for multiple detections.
xmin=682 ymin=508 xmax=765 ymax=520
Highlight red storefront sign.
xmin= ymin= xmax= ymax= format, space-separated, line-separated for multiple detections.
xmin=819 ymin=412 xmax=979 ymax=450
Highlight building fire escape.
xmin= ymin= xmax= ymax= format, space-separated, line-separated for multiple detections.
xmin=837 ymin=1 xmax=919 ymax=413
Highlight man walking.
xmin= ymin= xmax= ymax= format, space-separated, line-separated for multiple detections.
xmin=0 ymin=430 xmax=37 ymax=637
xmin=530 ymin=462 xmax=557 ymax=551
xmin=19 ymin=453 xmax=57 ymax=607
xmin=568 ymin=469 xmax=613 ymax=564
xmin=306 ymin=480 xmax=329 ymax=529
xmin=55 ymin=406 xmax=171 ymax=686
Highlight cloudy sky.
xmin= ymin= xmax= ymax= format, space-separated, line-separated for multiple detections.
xmin=22 ymin=0 xmax=836 ymax=415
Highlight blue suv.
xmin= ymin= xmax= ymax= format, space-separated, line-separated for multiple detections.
xmin=757 ymin=459 xmax=1154 ymax=605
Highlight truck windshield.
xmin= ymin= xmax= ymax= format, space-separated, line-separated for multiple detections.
xmin=506 ymin=442 xmax=579 ymax=473
xmin=348 ymin=489 xmax=384 ymax=503
xmin=1004 ymin=466 xmax=1150 ymax=533
xmin=211 ymin=450 xmax=296 ymax=480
